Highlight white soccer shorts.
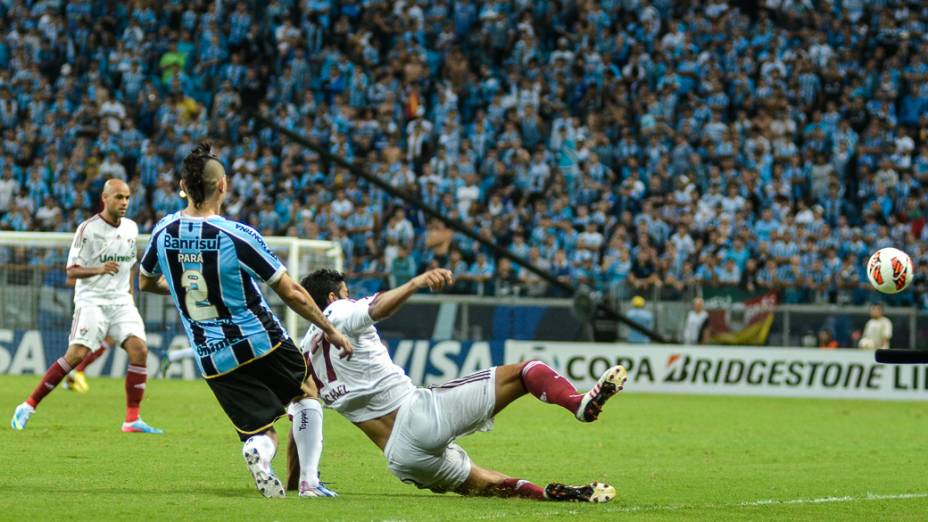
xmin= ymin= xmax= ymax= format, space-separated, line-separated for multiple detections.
xmin=68 ymin=304 xmax=147 ymax=349
xmin=384 ymin=367 xmax=497 ymax=493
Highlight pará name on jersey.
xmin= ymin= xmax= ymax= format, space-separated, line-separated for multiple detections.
xmin=177 ymin=252 xmax=203 ymax=263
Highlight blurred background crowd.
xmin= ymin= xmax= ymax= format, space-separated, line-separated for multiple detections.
xmin=0 ymin=0 xmax=927 ymax=308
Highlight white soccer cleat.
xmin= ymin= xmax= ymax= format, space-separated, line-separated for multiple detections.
xmin=544 ymin=481 xmax=617 ymax=503
xmin=11 ymin=402 xmax=35 ymax=431
xmin=243 ymin=446 xmax=286 ymax=498
xmin=576 ymin=365 xmax=627 ymax=422
xmin=121 ymin=418 xmax=164 ymax=434
xmin=299 ymin=480 xmax=338 ymax=497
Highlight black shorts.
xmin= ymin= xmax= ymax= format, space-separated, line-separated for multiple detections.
xmin=206 ymin=338 xmax=307 ymax=440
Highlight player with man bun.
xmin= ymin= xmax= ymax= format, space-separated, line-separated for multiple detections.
xmin=139 ymin=143 xmax=352 ymax=497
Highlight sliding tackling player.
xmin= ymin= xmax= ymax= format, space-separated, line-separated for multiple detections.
xmin=298 ymin=268 xmax=626 ymax=502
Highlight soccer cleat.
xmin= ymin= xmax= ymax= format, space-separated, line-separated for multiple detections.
xmin=576 ymin=365 xmax=627 ymax=422
xmin=121 ymin=418 xmax=164 ymax=434
xmin=159 ymin=356 xmax=172 ymax=379
xmin=544 ymin=482 xmax=616 ymax=503
xmin=71 ymin=371 xmax=89 ymax=393
xmin=299 ymin=480 xmax=338 ymax=497
xmin=244 ymin=447 xmax=286 ymax=498
xmin=11 ymin=403 xmax=35 ymax=431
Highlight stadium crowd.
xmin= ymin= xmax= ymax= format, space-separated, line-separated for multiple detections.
xmin=0 ymin=0 xmax=926 ymax=308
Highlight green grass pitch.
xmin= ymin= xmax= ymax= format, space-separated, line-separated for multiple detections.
xmin=2 ymin=375 xmax=928 ymax=521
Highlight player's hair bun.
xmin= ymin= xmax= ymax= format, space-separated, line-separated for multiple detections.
xmin=180 ymin=142 xmax=216 ymax=209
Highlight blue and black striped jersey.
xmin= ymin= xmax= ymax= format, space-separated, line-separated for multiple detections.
xmin=140 ymin=211 xmax=288 ymax=378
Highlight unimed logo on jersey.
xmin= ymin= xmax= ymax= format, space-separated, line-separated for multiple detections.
xmin=99 ymin=254 xmax=135 ymax=263
xmin=164 ymin=234 xmax=219 ymax=251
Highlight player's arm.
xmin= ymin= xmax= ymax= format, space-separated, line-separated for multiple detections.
xmin=270 ymin=272 xmax=354 ymax=359
xmin=130 ymin=266 xmax=136 ymax=299
xmin=66 ymin=262 xmax=120 ymax=279
xmin=139 ymin=273 xmax=172 ymax=295
xmin=138 ymin=229 xmax=169 ymax=294
xmin=230 ymin=223 xmax=353 ymax=357
xmin=369 ymin=268 xmax=454 ymax=321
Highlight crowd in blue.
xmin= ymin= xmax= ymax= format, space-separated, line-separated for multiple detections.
xmin=0 ymin=0 xmax=926 ymax=307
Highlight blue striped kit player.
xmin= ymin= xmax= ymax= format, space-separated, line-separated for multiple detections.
xmin=139 ymin=142 xmax=353 ymax=498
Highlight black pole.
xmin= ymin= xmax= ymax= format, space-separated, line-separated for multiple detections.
xmin=250 ymin=113 xmax=670 ymax=343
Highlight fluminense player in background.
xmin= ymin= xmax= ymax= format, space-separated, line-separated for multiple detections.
xmin=138 ymin=142 xmax=353 ymax=498
xmin=11 ymin=179 xmax=162 ymax=434
xmin=297 ymin=268 xmax=626 ymax=502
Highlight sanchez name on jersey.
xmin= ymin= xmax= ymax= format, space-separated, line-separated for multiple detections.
xmin=300 ymin=295 xmax=416 ymax=423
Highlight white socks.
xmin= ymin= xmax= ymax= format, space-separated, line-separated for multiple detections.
xmin=288 ymin=398 xmax=324 ymax=486
xmin=168 ymin=347 xmax=196 ymax=363
xmin=243 ymin=434 xmax=277 ymax=464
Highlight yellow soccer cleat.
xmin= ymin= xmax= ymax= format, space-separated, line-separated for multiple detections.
xmin=72 ymin=371 xmax=89 ymax=393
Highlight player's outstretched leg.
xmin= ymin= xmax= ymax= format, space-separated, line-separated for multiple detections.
xmin=457 ymin=463 xmax=616 ymax=503
xmin=119 ymin=336 xmax=162 ymax=434
xmin=159 ymin=347 xmax=196 ymax=378
xmin=511 ymin=360 xmax=627 ymax=422
xmin=11 ymin=344 xmax=89 ymax=430
xmin=287 ymin=398 xmax=336 ymax=497
xmin=243 ymin=430 xmax=286 ymax=498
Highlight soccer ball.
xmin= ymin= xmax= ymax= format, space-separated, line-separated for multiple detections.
xmin=866 ymin=248 xmax=914 ymax=294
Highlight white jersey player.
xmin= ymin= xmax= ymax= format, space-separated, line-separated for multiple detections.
xmin=296 ymin=268 xmax=627 ymax=503
xmin=11 ymin=179 xmax=162 ymax=434
xmin=300 ymin=292 xmax=415 ymax=423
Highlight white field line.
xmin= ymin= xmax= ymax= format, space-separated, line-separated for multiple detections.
xmin=469 ymin=491 xmax=928 ymax=519
xmin=736 ymin=492 xmax=928 ymax=508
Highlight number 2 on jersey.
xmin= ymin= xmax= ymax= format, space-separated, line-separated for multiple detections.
xmin=181 ymin=269 xmax=219 ymax=321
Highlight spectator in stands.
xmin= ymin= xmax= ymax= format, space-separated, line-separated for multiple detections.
xmin=468 ymin=253 xmax=495 ymax=295
xmin=628 ymin=250 xmax=661 ymax=293
xmin=817 ymin=329 xmax=839 ymax=350
xmin=99 ymin=151 xmax=128 ymax=180
xmin=389 ymin=245 xmax=417 ymax=288
xmin=682 ymin=297 xmax=709 ymax=345
xmin=858 ymin=304 xmax=893 ymax=350
xmin=716 ymin=258 xmax=742 ymax=287
xmin=425 ymin=218 xmax=454 ymax=266
xmin=493 ymin=258 xmax=521 ymax=297
xmin=34 ymin=196 xmax=62 ymax=231
xmin=626 ymin=296 xmax=655 ymax=344
xmin=0 ymin=0 xmax=925 ymax=311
